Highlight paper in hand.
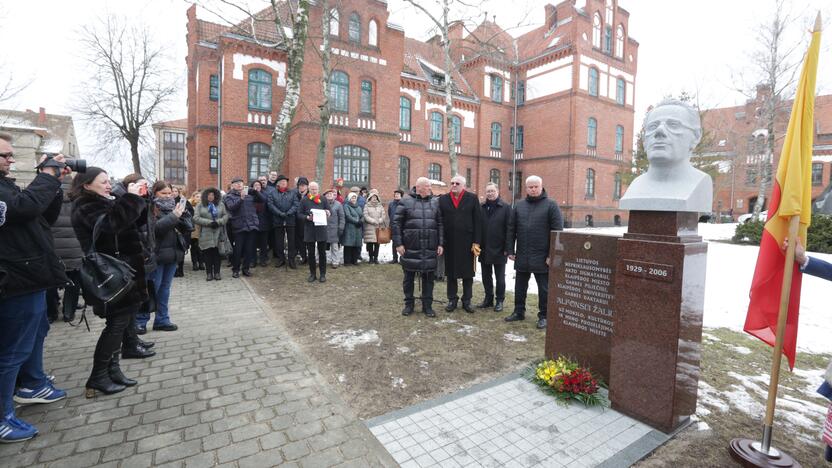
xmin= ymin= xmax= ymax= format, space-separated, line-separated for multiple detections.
xmin=311 ymin=208 xmax=327 ymax=226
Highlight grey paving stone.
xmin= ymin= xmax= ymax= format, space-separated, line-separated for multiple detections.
xmin=202 ymin=432 xmax=232 ymax=451
xmin=154 ymin=440 xmax=203 ymax=464
xmin=280 ymin=440 xmax=311 ymax=461
xmin=101 ymin=441 xmax=138 ymax=462
xmin=75 ymin=431 xmax=125 ymax=453
xmin=45 ymin=449 xmax=101 ymax=467
xmin=184 ymin=451 xmax=217 ymax=468
xmin=137 ymin=430 xmax=184 ymax=453
xmin=216 ymin=438 xmax=259 ymax=464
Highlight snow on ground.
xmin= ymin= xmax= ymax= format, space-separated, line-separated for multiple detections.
xmin=503 ymin=333 xmax=528 ymax=343
xmin=326 ymin=329 xmax=380 ymax=351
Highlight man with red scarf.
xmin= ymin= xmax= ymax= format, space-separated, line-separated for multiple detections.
xmin=438 ymin=175 xmax=483 ymax=313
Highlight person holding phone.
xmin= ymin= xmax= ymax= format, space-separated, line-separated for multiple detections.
xmin=135 ymin=181 xmax=193 ymax=333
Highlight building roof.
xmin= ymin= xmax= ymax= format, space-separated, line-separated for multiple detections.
xmin=0 ymin=108 xmax=76 ymax=154
xmin=198 ymin=2 xmax=294 ymax=46
xmin=153 ymin=118 xmax=188 ymax=130
xmin=402 ymin=37 xmax=474 ymax=98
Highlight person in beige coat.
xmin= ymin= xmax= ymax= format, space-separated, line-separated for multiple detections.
xmin=362 ymin=190 xmax=388 ymax=264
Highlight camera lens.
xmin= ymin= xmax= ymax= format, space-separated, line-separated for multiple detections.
xmin=66 ymin=159 xmax=87 ymax=173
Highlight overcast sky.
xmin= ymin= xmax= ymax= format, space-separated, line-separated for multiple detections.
xmin=3 ymin=0 xmax=831 ymax=177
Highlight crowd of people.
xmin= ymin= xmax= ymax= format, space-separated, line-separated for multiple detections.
xmin=0 ymin=125 xmax=561 ymax=443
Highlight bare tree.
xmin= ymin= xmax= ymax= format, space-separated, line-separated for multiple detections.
xmin=0 ymin=71 xmax=30 ymax=105
xmin=75 ymin=16 xmax=179 ymax=175
xmin=735 ymin=0 xmax=804 ymax=217
xmin=315 ymin=0 xmax=333 ymax=183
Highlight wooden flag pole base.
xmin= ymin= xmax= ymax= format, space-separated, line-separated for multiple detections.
xmin=729 ymin=437 xmax=800 ymax=467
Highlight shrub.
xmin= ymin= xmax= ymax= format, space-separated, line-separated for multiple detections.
xmin=733 ymin=219 xmax=764 ymax=244
xmin=732 ymin=214 xmax=832 ymax=253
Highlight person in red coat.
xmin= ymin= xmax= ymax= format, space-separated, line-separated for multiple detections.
xmin=437 ymin=175 xmax=483 ymax=313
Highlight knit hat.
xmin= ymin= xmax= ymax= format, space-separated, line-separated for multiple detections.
xmin=230 ymin=176 xmax=244 ymax=184
xmin=276 ymin=174 xmax=288 ymax=183
xmin=297 ymin=176 xmax=309 ymax=187
xmin=346 ymin=192 xmax=358 ymax=201
xmin=335 ymin=177 xmax=344 ymax=187
xmin=323 ymin=187 xmax=336 ymax=194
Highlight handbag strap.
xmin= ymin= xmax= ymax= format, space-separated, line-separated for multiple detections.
xmin=90 ymin=213 xmax=120 ymax=256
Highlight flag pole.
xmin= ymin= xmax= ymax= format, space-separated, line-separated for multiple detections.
xmin=760 ymin=214 xmax=800 ymax=453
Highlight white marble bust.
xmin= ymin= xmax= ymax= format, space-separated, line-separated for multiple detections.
xmin=619 ymin=99 xmax=713 ymax=213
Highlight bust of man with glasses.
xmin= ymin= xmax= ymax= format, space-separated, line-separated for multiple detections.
xmin=619 ymin=99 xmax=712 ymax=213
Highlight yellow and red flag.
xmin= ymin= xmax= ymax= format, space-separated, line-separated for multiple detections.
xmin=744 ymin=22 xmax=821 ymax=370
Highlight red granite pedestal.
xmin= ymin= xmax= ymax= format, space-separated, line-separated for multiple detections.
xmin=608 ymin=211 xmax=707 ymax=433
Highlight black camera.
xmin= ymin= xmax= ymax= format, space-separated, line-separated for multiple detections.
xmin=37 ymin=153 xmax=87 ymax=173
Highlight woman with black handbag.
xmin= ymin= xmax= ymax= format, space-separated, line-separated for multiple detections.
xmin=70 ymin=167 xmax=147 ymax=397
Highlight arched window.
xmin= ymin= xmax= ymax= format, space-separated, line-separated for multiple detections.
xmin=330 ymin=71 xmax=349 ymax=112
xmin=334 ymin=145 xmax=370 ymax=186
xmin=614 ymin=172 xmax=622 ymax=200
xmin=451 ymin=115 xmax=461 ymax=144
xmin=430 ymin=111 xmax=443 ymax=141
xmin=490 ymin=169 xmax=500 ymax=187
xmin=587 ymin=118 xmax=597 ymax=147
xmin=588 ymin=68 xmax=599 ymax=97
xmin=616 ymin=77 xmax=625 ymax=105
xmin=592 ymin=13 xmax=601 ymax=48
xmin=399 ymin=156 xmax=410 ymax=189
xmin=248 ymin=143 xmax=270 ymax=181
xmin=329 ymin=9 xmax=339 ymax=36
xmin=368 ymin=19 xmax=378 ymax=47
xmin=428 ymin=163 xmax=442 ymax=181
xmin=360 ymin=80 xmax=373 ymax=114
xmin=490 ymin=122 xmax=502 ymax=149
xmin=616 ymin=25 xmax=625 ymax=58
xmin=585 ymin=168 xmax=595 ymax=198
xmin=349 ymin=12 xmax=361 ymax=43
xmin=248 ymin=69 xmax=272 ymax=111
xmin=615 ymin=125 xmax=624 ymax=152
xmin=399 ymin=97 xmax=411 ymax=131
xmin=491 ymin=75 xmax=503 ymax=103
xmin=605 ymin=1 xmax=614 ymax=24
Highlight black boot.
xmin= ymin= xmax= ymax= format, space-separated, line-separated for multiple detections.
xmin=494 ymin=301 xmax=504 ymax=312
xmin=462 ymin=302 xmax=474 ymax=313
xmin=423 ymin=300 xmax=436 ymax=318
xmin=504 ymin=312 xmax=525 ymax=322
xmin=402 ymin=303 xmax=414 ymax=316
xmin=445 ymin=299 xmax=458 ymax=312
xmin=206 ymin=271 xmax=214 ymax=281
xmin=109 ymin=352 xmax=137 ymax=387
xmin=122 ymin=344 xmax=156 ymax=359
xmin=287 ymin=258 xmax=297 ymax=269
xmin=85 ymin=358 xmax=126 ymax=398
xmin=137 ymin=338 xmax=154 ymax=349
xmin=214 ymin=270 xmax=222 ymax=281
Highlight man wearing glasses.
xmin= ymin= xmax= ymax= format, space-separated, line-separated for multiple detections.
xmin=438 ymin=175 xmax=483 ymax=313
xmin=0 ymin=132 xmax=70 ymax=442
xmin=619 ymin=99 xmax=712 ymax=212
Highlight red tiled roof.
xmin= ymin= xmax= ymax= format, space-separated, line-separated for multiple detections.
xmin=403 ymin=37 xmax=475 ymax=98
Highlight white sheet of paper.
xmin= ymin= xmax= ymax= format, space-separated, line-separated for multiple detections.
xmin=311 ymin=208 xmax=327 ymax=226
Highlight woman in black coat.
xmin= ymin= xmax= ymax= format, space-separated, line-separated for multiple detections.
xmin=300 ymin=181 xmax=330 ymax=282
xmin=136 ymin=181 xmax=192 ymax=333
xmin=70 ymin=167 xmax=147 ymax=397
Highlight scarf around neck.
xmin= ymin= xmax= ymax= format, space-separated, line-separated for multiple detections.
xmin=450 ymin=190 xmax=465 ymax=208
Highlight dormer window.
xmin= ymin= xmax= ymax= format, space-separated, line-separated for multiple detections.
xmin=432 ymin=74 xmax=445 ymax=86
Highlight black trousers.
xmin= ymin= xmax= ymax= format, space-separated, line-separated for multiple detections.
xmin=267 ymin=226 xmax=278 ymax=258
xmin=190 ymin=238 xmax=203 ymax=268
xmin=203 ymin=247 xmax=221 ymax=275
xmin=92 ymin=304 xmax=135 ymax=373
xmin=306 ymin=241 xmax=328 ymax=277
xmin=391 ymin=247 xmax=398 ymax=263
xmin=447 ymin=277 xmax=473 ymax=304
xmin=343 ymin=246 xmax=360 ymax=265
xmin=46 ymin=288 xmax=60 ymax=322
xmin=403 ymin=270 xmax=435 ymax=307
xmin=481 ymin=263 xmax=506 ymax=302
xmin=514 ymin=271 xmax=548 ymax=320
xmin=255 ymin=230 xmax=270 ymax=264
xmin=232 ymin=231 xmax=256 ymax=272
xmin=295 ymin=223 xmax=307 ymax=261
xmin=366 ymin=242 xmax=379 ymax=259
xmin=274 ymin=225 xmax=296 ymax=261
xmin=122 ymin=308 xmax=140 ymax=348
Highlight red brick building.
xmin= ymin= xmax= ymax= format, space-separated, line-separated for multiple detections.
xmin=185 ymin=0 xmax=638 ymax=226
xmin=701 ymin=88 xmax=832 ymax=220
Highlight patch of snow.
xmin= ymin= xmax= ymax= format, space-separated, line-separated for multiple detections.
xmin=731 ymin=346 xmax=752 ymax=355
xmin=391 ymin=376 xmax=406 ymax=389
xmin=793 ymin=367 xmax=826 ymax=399
xmin=504 ymin=333 xmax=527 ymax=343
xmin=437 ymin=318 xmax=458 ymax=324
xmin=698 ymin=381 xmax=729 ymax=413
xmin=396 ymin=346 xmax=411 ymax=354
xmin=337 ymin=374 xmax=346 ymax=383
xmin=326 ymin=329 xmax=380 ymax=351
xmin=697 ymin=421 xmax=711 ymax=431
xmin=702 ymin=333 xmax=721 ymax=342
xmin=456 ymin=324 xmax=476 ymax=335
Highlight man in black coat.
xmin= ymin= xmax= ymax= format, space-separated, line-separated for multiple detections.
xmin=393 ymin=177 xmax=444 ymax=317
xmin=0 ymin=132 xmax=70 ymax=442
xmin=267 ymin=174 xmax=299 ymax=268
xmin=438 ymin=175 xmax=483 ymax=313
xmin=478 ymin=182 xmax=510 ymax=312
xmin=294 ymin=176 xmax=310 ymax=264
xmin=388 ymin=189 xmax=403 ymax=264
xmin=505 ymin=175 xmax=563 ymax=329
xmin=48 ymin=181 xmax=84 ymax=322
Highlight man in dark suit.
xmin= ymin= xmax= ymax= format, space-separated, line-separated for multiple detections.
xmin=478 ymin=182 xmax=510 ymax=312
xmin=438 ymin=175 xmax=483 ymax=313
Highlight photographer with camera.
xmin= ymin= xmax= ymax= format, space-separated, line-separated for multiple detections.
xmin=0 ymin=132 xmax=72 ymax=442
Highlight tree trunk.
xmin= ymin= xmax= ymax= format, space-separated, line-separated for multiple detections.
xmin=270 ymin=0 xmax=310 ymax=173
xmin=316 ymin=0 xmax=332 ymax=184
xmin=441 ymin=0 xmax=457 ymax=177
xmin=129 ymin=135 xmax=141 ymax=175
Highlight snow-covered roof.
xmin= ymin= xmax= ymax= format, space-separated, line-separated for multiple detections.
xmin=39 ymin=138 xmax=64 ymax=153
xmin=428 ymin=179 xmax=447 ymax=186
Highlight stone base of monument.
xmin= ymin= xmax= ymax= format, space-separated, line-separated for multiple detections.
xmin=728 ymin=438 xmax=802 ymax=468
xmin=607 ymin=211 xmax=707 ymax=434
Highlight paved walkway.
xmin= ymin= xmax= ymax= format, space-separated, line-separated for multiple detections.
xmin=0 ymin=270 xmax=396 ymax=468
xmin=367 ymin=374 xmax=674 ymax=468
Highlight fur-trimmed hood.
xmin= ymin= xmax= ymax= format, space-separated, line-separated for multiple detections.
xmin=201 ymin=187 xmax=222 ymax=206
